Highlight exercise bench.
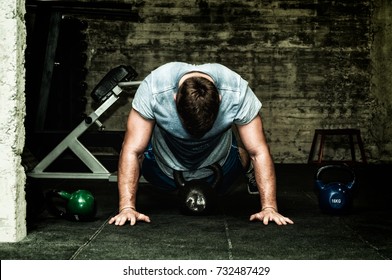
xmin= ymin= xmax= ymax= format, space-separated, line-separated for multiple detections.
xmin=28 ymin=65 xmax=142 ymax=182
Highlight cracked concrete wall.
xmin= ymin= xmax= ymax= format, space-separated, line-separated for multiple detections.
xmin=0 ymin=0 xmax=27 ymax=242
xmin=79 ymin=0 xmax=377 ymax=163
xmin=25 ymin=1 xmax=391 ymax=165
xmin=370 ymin=0 xmax=392 ymax=162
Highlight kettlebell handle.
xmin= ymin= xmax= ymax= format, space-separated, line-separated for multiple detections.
xmin=315 ymin=164 xmax=356 ymax=190
xmin=45 ymin=189 xmax=69 ymax=218
xmin=173 ymin=162 xmax=223 ymax=189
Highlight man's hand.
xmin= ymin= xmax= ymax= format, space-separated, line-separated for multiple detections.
xmin=109 ymin=208 xmax=151 ymax=226
xmin=250 ymin=207 xmax=294 ymax=225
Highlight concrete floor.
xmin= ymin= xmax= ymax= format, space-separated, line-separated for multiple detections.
xmin=0 ymin=164 xmax=391 ymax=260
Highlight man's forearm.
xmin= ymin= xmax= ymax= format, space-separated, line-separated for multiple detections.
xmin=117 ymin=152 xmax=142 ymax=211
xmin=252 ymin=154 xmax=278 ymax=210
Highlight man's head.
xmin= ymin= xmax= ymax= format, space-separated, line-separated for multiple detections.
xmin=176 ymin=76 xmax=220 ymax=138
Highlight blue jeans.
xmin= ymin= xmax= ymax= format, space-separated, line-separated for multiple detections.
xmin=141 ymin=136 xmax=244 ymax=195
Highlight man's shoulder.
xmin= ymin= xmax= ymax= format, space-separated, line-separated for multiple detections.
xmin=152 ymin=62 xmax=231 ymax=73
xmin=152 ymin=62 xmax=189 ymax=73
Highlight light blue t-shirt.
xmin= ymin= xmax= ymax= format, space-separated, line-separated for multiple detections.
xmin=132 ymin=62 xmax=262 ymax=179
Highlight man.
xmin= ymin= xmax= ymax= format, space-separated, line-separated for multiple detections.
xmin=109 ymin=62 xmax=293 ymax=226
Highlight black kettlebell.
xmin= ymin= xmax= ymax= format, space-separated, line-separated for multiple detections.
xmin=173 ymin=163 xmax=223 ymax=215
xmin=46 ymin=189 xmax=97 ymax=221
xmin=315 ymin=165 xmax=356 ymax=214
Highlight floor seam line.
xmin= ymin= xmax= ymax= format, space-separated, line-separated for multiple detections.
xmin=223 ymin=216 xmax=233 ymax=260
xmin=69 ymin=216 xmax=111 ymax=260
xmin=341 ymin=221 xmax=390 ymax=260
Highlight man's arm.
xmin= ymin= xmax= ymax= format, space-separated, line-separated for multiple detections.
xmin=236 ymin=114 xmax=294 ymax=225
xmin=109 ymin=108 xmax=155 ymax=226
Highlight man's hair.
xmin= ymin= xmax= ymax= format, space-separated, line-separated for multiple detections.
xmin=176 ymin=76 xmax=220 ymax=138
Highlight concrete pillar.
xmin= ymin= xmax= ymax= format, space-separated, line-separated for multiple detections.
xmin=0 ymin=0 xmax=27 ymax=242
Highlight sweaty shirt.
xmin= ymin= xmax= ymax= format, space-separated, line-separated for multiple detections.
xmin=132 ymin=62 xmax=262 ymax=180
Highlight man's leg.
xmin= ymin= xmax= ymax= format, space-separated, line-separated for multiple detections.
xmin=141 ymin=134 xmax=254 ymax=195
xmin=141 ymin=143 xmax=177 ymax=192
xmin=141 ymin=142 xmax=243 ymax=194
xmin=232 ymin=125 xmax=250 ymax=170
xmin=232 ymin=125 xmax=258 ymax=194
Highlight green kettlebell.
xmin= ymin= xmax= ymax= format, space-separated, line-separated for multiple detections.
xmin=46 ymin=189 xmax=97 ymax=221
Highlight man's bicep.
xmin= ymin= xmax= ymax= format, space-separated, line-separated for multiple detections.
xmin=123 ymin=109 xmax=155 ymax=154
xmin=236 ymin=115 xmax=269 ymax=157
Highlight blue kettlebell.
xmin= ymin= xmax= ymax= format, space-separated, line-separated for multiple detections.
xmin=315 ymin=165 xmax=356 ymax=214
